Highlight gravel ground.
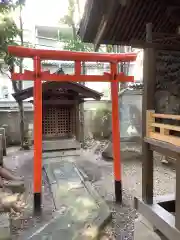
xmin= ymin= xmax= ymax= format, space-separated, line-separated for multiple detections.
xmin=3 ymin=145 xmax=176 ymax=239
xmin=75 ymin=144 xmax=176 ymax=240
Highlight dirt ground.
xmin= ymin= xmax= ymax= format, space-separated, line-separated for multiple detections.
xmin=3 ymin=145 xmax=176 ymax=239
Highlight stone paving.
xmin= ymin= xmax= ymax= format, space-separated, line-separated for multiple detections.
xmin=32 ymin=159 xmax=111 ymax=240
xmin=1 ymin=147 xmax=111 ymax=240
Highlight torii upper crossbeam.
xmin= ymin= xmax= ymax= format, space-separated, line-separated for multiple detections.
xmin=8 ymin=46 xmax=136 ymax=212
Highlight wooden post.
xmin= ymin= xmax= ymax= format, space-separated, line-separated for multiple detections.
xmin=176 ymin=157 xmax=180 ymax=230
xmin=0 ymin=134 xmax=3 ymax=166
xmin=111 ymin=62 xmax=122 ymax=203
xmin=0 ymin=128 xmax=6 ymax=157
xmin=142 ymin=23 xmax=156 ymax=204
xmin=33 ymin=56 xmax=42 ymax=213
xmin=146 ymin=110 xmax=155 ymax=137
xmin=75 ymin=103 xmax=80 ymax=142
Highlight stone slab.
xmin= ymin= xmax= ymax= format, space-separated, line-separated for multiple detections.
xmin=0 ymin=213 xmax=11 ymax=240
xmin=43 ymin=139 xmax=81 ymax=152
xmin=134 ymin=216 xmax=161 ymax=240
xmin=27 ymin=158 xmax=111 ymax=240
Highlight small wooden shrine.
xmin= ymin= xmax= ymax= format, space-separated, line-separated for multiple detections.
xmin=13 ymin=79 xmax=102 ymax=150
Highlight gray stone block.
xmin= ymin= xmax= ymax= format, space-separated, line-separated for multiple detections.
xmin=0 ymin=213 xmax=11 ymax=240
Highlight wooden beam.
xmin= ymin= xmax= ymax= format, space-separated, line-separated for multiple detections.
xmin=42 ymin=100 xmax=82 ymax=105
xmin=145 ymin=137 xmax=180 ymax=154
xmin=94 ymin=18 xmax=107 ymax=51
xmin=75 ymin=104 xmax=80 ymax=142
xmin=131 ymin=40 xmax=180 ymax=51
xmin=0 ymin=134 xmax=3 ymax=166
xmin=94 ymin=0 xmax=117 ymax=50
xmin=142 ymin=23 xmax=156 ymax=204
xmin=145 ymin=136 xmax=179 ymax=164
xmin=153 ymin=113 xmax=180 ymax=120
xmin=8 ymin=46 xmax=136 ymax=62
xmin=176 ymin=155 xmax=180 ymax=231
xmin=119 ymin=0 xmax=131 ymax=7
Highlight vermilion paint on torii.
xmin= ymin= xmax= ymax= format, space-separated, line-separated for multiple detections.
xmin=8 ymin=46 xmax=136 ymax=212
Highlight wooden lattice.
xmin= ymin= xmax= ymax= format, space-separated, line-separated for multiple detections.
xmin=42 ymin=106 xmax=75 ymax=138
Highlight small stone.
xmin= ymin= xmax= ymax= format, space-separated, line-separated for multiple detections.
xmin=161 ymin=159 xmax=169 ymax=164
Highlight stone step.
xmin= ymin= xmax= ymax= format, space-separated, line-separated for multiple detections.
xmin=43 ymin=139 xmax=81 ymax=152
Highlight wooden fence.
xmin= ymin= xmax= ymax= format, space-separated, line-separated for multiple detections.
xmin=146 ymin=110 xmax=180 ymax=146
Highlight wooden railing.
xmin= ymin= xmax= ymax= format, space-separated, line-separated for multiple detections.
xmin=146 ymin=110 xmax=180 ymax=146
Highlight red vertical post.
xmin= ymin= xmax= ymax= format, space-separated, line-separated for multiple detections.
xmin=33 ymin=56 xmax=42 ymax=212
xmin=75 ymin=61 xmax=81 ymax=75
xmin=110 ymin=62 xmax=122 ymax=203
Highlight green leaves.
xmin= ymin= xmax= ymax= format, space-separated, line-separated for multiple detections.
xmin=0 ymin=0 xmax=24 ymax=71
xmin=59 ymin=0 xmax=94 ymax=52
xmin=59 ymin=33 xmax=93 ymax=52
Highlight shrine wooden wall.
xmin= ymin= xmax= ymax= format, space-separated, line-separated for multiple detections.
xmin=155 ymin=50 xmax=180 ymax=117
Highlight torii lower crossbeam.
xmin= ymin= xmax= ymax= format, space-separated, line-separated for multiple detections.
xmin=8 ymin=46 xmax=136 ymax=212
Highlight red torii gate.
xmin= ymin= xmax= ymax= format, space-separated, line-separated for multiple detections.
xmin=8 ymin=46 xmax=136 ymax=212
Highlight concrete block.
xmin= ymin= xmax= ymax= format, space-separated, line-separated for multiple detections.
xmin=0 ymin=213 xmax=11 ymax=240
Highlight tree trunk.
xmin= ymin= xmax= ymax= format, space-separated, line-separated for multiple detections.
xmin=18 ymin=100 xmax=25 ymax=148
xmin=18 ymin=5 xmax=25 ymax=149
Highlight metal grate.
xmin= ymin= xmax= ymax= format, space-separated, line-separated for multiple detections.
xmin=43 ymin=106 xmax=74 ymax=138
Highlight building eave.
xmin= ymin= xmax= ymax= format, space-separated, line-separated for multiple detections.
xmin=79 ymin=0 xmax=180 ymax=47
